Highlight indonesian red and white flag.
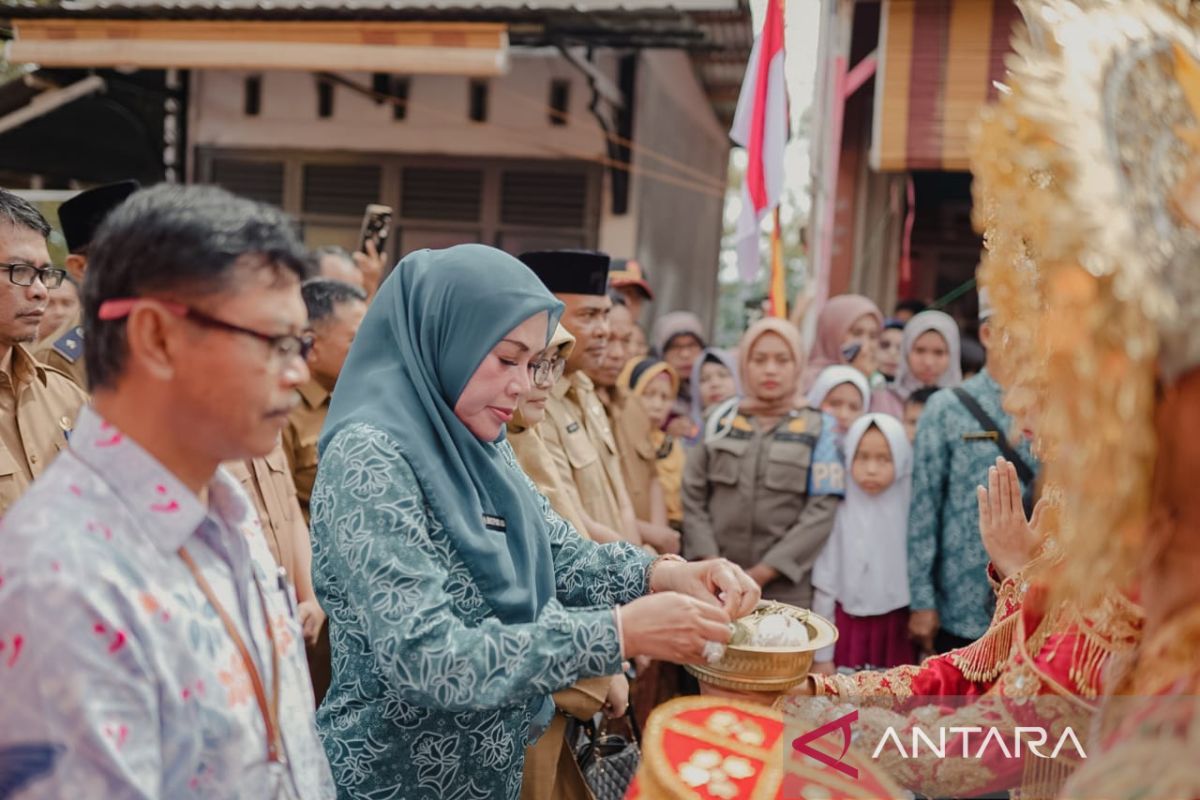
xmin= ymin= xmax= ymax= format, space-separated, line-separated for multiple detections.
xmin=730 ymin=0 xmax=788 ymax=282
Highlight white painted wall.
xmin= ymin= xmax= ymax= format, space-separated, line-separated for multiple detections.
xmin=188 ymin=46 xmax=728 ymax=316
xmin=189 ymin=51 xmax=609 ymax=160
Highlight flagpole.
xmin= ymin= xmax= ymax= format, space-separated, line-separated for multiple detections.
xmin=773 ymin=0 xmax=788 ymax=320
xmin=770 ymin=206 xmax=787 ymax=318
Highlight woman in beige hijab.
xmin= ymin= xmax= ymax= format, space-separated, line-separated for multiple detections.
xmin=509 ymin=324 xmax=627 ymax=800
xmin=682 ymin=318 xmax=844 ymax=608
xmin=508 ymin=325 xmax=590 ymax=537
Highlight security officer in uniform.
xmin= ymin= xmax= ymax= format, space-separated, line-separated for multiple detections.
xmin=283 ymin=278 xmax=367 ymax=521
xmin=0 ymin=189 xmax=89 ymax=515
xmin=682 ymin=320 xmax=844 ymax=609
xmin=683 ymin=402 xmax=844 ymax=608
xmin=33 ymin=180 xmax=139 ymax=389
xmin=520 ymin=249 xmax=639 ymax=546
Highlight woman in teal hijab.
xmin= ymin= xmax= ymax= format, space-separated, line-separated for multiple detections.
xmin=310 ymin=245 xmax=756 ymax=800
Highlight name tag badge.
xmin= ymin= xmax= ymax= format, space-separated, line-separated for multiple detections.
xmin=962 ymin=431 xmax=1000 ymax=442
xmin=483 ymin=514 xmax=508 ymax=532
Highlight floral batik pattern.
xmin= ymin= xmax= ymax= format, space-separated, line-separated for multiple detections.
xmin=310 ymin=422 xmax=654 ymax=799
xmin=0 ymin=407 xmax=334 ymax=799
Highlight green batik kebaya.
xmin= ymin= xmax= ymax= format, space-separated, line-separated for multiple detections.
xmin=310 ymin=245 xmax=655 ymax=799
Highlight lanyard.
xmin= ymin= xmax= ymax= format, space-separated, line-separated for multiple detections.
xmin=178 ymin=546 xmax=282 ymax=763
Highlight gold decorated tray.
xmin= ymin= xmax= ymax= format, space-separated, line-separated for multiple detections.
xmin=684 ymin=602 xmax=838 ymax=693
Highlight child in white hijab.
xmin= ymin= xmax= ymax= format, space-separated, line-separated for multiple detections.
xmin=811 ymin=414 xmax=916 ymax=670
xmin=806 ymin=365 xmax=871 ymax=435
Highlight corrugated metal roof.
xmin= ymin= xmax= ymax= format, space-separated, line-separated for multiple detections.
xmin=1 ymin=0 xmax=752 ymax=124
xmin=4 ymin=0 xmax=740 ymax=14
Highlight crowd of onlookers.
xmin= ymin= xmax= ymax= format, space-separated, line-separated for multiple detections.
xmin=597 ymin=274 xmax=1034 ymax=675
xmin=0 ymin=180 xmax=1035 ymax=799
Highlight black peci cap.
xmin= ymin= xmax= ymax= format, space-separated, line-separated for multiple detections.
xmin=518 ymin=249 xmax=611 ymax=296
xmin=58 ymin=180 xmax=140 ymax=253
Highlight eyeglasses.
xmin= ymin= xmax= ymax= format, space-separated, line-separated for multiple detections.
xmin=529 ymin=355 xmax=566 ymax=389
xmin=98 ymin=298 xmax=314 ymax=363
xmin=665 ymin=339 xmax=702 ymax=356
xmin=0 ymin=262 xmax=68 ymax=289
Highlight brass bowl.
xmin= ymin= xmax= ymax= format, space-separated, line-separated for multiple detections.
xmin=684 ymin=603 xmax=838 ymax=693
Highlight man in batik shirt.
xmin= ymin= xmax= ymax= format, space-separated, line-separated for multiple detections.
xmin=0 ymin=185 xmax=334 ymax=798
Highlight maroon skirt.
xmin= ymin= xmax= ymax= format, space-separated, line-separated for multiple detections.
xmin=833 ymin=604 xmax=916 ymax=670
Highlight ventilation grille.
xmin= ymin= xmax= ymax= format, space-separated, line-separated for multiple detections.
xmin=401 ymin=167 xmax=483 ymax=221
xmin=302 ymin=164 xmax=381 ymax=215
xmin=210 ymin=158 xmax=284 ymax=207
xmin=501 ymin=171 xmax=586 ymax=228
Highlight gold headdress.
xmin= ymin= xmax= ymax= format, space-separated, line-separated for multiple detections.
xmin=970 ymin=0 xmax=1200 ymax=605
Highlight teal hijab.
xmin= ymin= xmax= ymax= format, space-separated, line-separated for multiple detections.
xmin=320 ymin=244 xmax=564 ymax=625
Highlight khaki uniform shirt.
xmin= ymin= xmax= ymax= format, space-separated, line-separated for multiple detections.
xmin=520 ymin=679 xmax=612 ymax=800
xmin=223 ymin=439 xmax=308 ymax=584
xmin=0 ymin=345 xmax=88 ymax=515
xmin=509 ymin=421 xmax=614 ymax=800
xmin=541 ymin=372 xmax=634 ymax=541
xmin=508 ymin=424 xmax=591 ymax=539
xmin=654 ymin=431 xmax=685 ymax=527
xmin=681 ymin=406 xmax=840 ymax=608
xmin=32 ymin=312 xmax=87 ymax=389
xmin=601 ymin=386 xmax=660 ymax=524
xmin=282 ymin=379 xmax=329 ymax=523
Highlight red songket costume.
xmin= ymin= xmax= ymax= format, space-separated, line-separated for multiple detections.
xmin=960 ymin=0 xmax=1200 ymax=795
xmin=779 ymin=562 xmax=1142 ymax=799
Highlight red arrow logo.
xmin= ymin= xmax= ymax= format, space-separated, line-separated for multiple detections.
xmin=791 ymin=709 xmax=859 ymax=780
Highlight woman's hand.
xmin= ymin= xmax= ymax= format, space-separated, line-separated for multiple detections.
xmin=666 ymin=417 xmax=697 ymax=440
xmin=908 ymin=608 xmax=939 ymax=655
xmin=745 ymin=564 xmax=779 ymax=589
xmin=352 ymin=239 xmax=385 ymax=299
xmin=787 ymin=676 xmax=817 ymax=697
xmin=810 ymin=661 xmax=836 ymax=676
xmin=977 ymin=457 xmax=1043 ymax=580
xmin=618 ymin=592 xmax=732 ymax=664
xmin=651 ymin=558 xmax=761 ymax=619
xmin=639 ymin=523 xmax=682 ymax=555
xmin=849 ymin=339 xmax=877 ymax=378
xmin=298 ymin=599 xmax=326 ymax=646
xmin=603 ymin=674 xmax=630 ymax=719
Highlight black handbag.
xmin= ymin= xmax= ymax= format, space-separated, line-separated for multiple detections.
xmin=574 ymin=707 xmax=641 ymax=800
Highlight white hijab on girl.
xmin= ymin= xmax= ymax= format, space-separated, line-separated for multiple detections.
xmin=812 ymin=413 xmax=914 ymax=623
xmin=806 ymin=365 xmax=871 ymax=410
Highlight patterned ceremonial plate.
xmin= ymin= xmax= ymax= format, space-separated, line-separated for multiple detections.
xmin=628 ymin=697 xmax=903 ymax=800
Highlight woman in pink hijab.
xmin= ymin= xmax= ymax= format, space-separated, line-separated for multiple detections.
xmin=800 ymin=294 xmax=884 ymax=393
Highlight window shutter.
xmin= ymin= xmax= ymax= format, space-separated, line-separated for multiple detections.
xmin=210 ymin=158 xmax=284 ymax=207
xmin=302 ymin=164 xmax=382 ymax=215
xmin=401 ymin=167 xmax=483 ymax=222
xmin=501 ymin=170 xmax=587 ymax=228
